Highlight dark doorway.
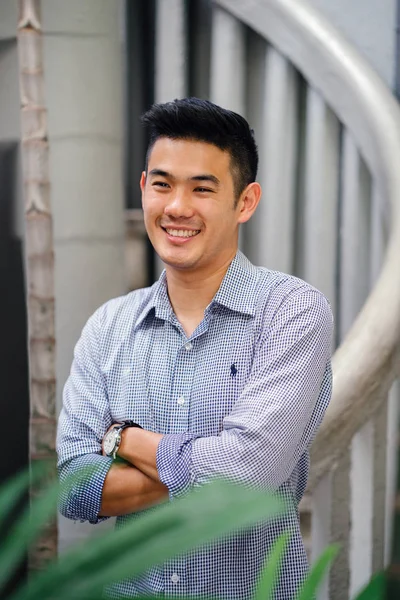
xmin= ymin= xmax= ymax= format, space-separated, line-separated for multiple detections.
xmin=0 ymin=142 xmax=29 ymax=596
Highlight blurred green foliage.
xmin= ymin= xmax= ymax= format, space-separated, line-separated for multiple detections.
xmin=0 ymin=466 xmax=386 ymax=600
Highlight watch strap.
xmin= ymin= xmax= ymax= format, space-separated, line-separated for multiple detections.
xmin=119 ymin=420 xmax=143 ymax=431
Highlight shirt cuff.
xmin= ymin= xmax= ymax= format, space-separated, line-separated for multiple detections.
xmin=156 ymin=433 xmax=198 ymax=498
xmin=59 ymin=453 xmax=113 ymax=524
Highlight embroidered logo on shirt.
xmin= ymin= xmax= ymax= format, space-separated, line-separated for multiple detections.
xmin=230 ymin=363 xmax=237 ymax=377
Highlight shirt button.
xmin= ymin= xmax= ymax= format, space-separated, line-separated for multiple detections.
xmin=177 ymin=396 xmax=185 ymax=406
xmin=185 ymin=341 xmax=193 ymax=351
xmin=171 ymin=573 xmax=180 ymax=584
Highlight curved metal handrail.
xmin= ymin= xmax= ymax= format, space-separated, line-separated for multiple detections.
xmin=215 ymin=0 xmax=400 ymax=490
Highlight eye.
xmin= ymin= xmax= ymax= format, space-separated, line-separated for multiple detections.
xmin=194 ymin=187 xmax=214 ymax=193
xmin=152 ymin=181 xmax=170 ymax=189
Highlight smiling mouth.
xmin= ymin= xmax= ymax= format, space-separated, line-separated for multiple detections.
xmin=163 ymin=228 xmax=201 ymax=238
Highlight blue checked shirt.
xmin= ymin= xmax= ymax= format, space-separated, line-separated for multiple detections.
xmin=57 ymin=251 xmax=333 ymax=599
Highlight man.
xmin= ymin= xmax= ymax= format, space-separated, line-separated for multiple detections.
xmin=57 ymin=97 xmax=333 ymax=599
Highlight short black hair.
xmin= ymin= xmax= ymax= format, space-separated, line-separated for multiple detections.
xmin=141 ymin=97 xmax=258 ymax=200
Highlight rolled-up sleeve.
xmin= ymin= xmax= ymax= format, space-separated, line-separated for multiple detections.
xmin=57 ymin=307 xmax=113 ymax=523
xmin=157 ymin=289 xmax=333 ymax=498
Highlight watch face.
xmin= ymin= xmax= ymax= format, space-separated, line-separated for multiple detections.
xmin=103 ymin=428 xmax=118 ymax=456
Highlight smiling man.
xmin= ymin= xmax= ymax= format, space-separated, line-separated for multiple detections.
xmin=57 ymin=98 xmax=333 ymax=599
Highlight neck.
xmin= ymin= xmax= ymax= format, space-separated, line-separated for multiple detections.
xmin=165 ymin=251 xmax=237 ymax=318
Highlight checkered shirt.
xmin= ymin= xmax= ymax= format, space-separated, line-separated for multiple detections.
xmin=57 ymin=251 xmax=333 ymax=599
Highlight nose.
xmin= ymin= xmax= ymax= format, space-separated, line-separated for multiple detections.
xmin=164 ymin=190 xmax=194 ymax=219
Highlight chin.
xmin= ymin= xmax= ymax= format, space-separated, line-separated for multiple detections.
xmin=161 ymin=257 xmax=198 ymax=270
xmin=157 ymin=249 xmax=201 ymax=271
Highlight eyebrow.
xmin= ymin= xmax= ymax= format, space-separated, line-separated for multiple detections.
xmin=148 ymin=169 xmax=220 ymax=186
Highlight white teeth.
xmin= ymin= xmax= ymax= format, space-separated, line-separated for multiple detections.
xmin=165 ymin=228 xmax=200 ymax=238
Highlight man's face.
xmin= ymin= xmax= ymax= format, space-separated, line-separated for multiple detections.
xmin=141 ymin=137 xmax=252 ymax=273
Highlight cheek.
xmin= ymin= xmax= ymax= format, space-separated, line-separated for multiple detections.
xmin=143 ymin=195 xmax=165 ymax=220
xmin=207 ymin=206 xmax=235 ymax=227
xmin=142 ymin=206 xmax=159 ymax=240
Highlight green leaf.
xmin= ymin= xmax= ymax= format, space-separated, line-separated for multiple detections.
xmin=75 ymin=597 xmax=213 ymax=600
xmin=10 ymin=480 xmax=285 ymax=600
xmin=0 ymin=468 xmax=30 ymax=532
xmin=0 ymin=460 xmax=47 ymax=532
xmin=352 ymin=572 xmax=386 ymax=600
xmin=254 ymin=532 xmax=291 ymax=600
xmin=0 ymin=463 xmax=51 ymax=593
xmin=75 ymin=597 xmax=209 ymax=600
xmin=295 ymin=544 xmax=340 ymax=600
xmin=0 ymin=464 xmax=97 ymax=594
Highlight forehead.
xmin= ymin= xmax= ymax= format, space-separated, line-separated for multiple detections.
xmin=147 ymin=137 xmax=232 ymax=178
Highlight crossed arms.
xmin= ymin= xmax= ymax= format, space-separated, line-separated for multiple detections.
xmin=57 ymin=288 xmax=333 ymax=523
xmin=99 ymin=456 xmax=167 ymax=517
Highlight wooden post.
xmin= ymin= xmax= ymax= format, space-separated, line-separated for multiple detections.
xmin=17 ymin=0 xmax=57 ymax=569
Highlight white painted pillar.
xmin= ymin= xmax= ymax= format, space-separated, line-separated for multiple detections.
xmin=338 ymin=133 xmax=375 ymax=596
xmin=370 ymin=182 xmax=390 ymax=573
xmin=339 ymin=133 xmax=371 ymax=337
xmin=210 ymin=6 xmax=246 ymax=115
xmin=296 ymin=89 xmax=340 ymax=314
xmin=155 ymin=0 xmax=187 ymax=104
xmin=154 ymin=0 xmax=187 ymax=277
xmin=40 ymin=0 xmax=126 ymax=550
xmin=373 ymin=398 xmax=389 ymax=572
xmin=246 ymin=47 xmax=298 ymax=272
xmin=311 ymin=454 xmax=351 ymax=600
xmin=349 ymin=421 xmax=374 ymax=596
xmin=385 ymin=381 xmax=400 ymax=566
xmin=311 ymin=473 xmax=333 ymax=600
xmin=210 ymin=6 xmax=247 ymax=250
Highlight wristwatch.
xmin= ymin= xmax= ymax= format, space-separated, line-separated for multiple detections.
xmin=103 ymin=420 xmax=142 ymax=460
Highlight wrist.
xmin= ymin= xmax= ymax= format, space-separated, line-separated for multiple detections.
xmin=103 ymin=421 xmax=142 ymax=460
xmin=116 ymin=428 xmax=164 ymax=482
xmin=118 ymin=427 xmax=140 ymax=463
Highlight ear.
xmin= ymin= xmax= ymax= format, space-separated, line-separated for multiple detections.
xmin=140 ymin=171 xmax=146 ymax=193
xmin=237 ymin=182 xmax=262 ymax=224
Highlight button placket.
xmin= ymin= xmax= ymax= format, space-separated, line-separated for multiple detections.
xmin=170 ymin=337 xmax=196 ymax=431
xmin=171 ymin=573 xmax=180 ymax=584
xmin=164 ymin=558 xmax=186 ymax=595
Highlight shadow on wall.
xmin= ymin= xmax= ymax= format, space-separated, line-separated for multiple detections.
xmin=0 ymin=142 xmax=29 ymax=596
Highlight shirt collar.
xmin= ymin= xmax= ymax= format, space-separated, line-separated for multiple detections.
xmin=211 ymin=251 xmax=258 ymax=317
xmin=134 ymin=250 xmax=258 ymax=330
xmin=134 ymin=270 xmax=172 ymax=330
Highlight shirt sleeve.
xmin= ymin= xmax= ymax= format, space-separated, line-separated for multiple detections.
xmin=57 ymin=306 xmax=114 ymax=524
xmin=156 ymin=289 xmax=334 ymax=498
